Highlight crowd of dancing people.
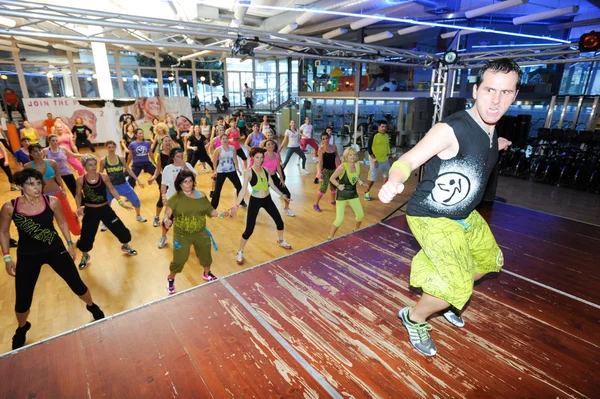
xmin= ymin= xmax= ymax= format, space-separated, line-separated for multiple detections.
xmin=0 ymin=108 xmax=398 ymax=351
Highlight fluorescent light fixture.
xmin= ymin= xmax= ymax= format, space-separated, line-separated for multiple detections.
xmin=230 ymin=19 xmax=242 ymax=28
xmin=278 ymin=24 xmax=298 ymax=34
xmin=16 ymin=43 xmax=48 ymax=52
xmin=0 ymin=38 xmax=13 ymax=46
xmin=513 ymin=6 xmax=579 ymax=25
xmin=179 ymin=50 xmax=213 ymax=61
xmin=323 ymin=28 xmax=348 ymax=39
xmin=14 ymin=36 xmax=49 ymax=46
xmin=350 ymin=15 xmax=384 ymax=30
xmin=20 ymin=26 xmax=44 ymax=32
xmin=364 ymin=31 xmax=393 ymax=44
xmin=0 ymin=45 xmax=19 ymax=52
xmin=549 ymin=17 xmax=600 ymax=31
xmin=471 ymin=43 xmax=556 ymax=49
xmin=239 ymin=3 xmax=570 ymax=44
xmin=0 ymin=16 xmax=16 ymax=28
xmin=465 ymin=0 xmax=528 ymax=19
xmin=52 ymin=44 xmax=80 ymax=52
xmin=440 ymin=29 xmax=479 ymax=39
xmin=397 ymin=26 xmax=432 ymax=35
xmin=296 ymin=12 xmax=316 ymax=26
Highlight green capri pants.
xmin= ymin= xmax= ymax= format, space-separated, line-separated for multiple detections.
xmin=333 ymin=197 xmax=364 ymax=227
xmin=169 ymin=228 xmax=212 ymax=273
xmin=406 ymin=210 xmax=504 ymax=310
xmin=318 ymin=168 xmax=337 ymax=195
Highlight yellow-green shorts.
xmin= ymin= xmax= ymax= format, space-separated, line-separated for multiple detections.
xmin=406 ymin=210 xmax=503 ymax=309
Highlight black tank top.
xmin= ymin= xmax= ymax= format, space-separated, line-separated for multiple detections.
xmin=11 ymin=195 xmax=63 ymax=255
xmin=407 ymin=110 xmax=499 ymax=220
xmin=104 ymin=156 xmax=126 ymax=185
xmin=82 ymin=175 xmax=109 ymax=205
xmin=322 ymin=151 xmax=336 ymax=170
xmin=160 ymin=152 xmax=170 ymax=172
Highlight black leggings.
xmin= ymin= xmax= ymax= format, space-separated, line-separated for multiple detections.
xmin=0 ymin=157 xmax=14 ymax=184
xmin=1 ymin=139 xmax=14 ymax=154
xmin=62 ymin=174 xmax=77 ymax=198
xmin=129 ymin=162 xmax=156 ymax=188
xmin=156 ymin=174 xmax=163 ymax=208
xmin=76 ymin=136 xmax=95 ymax=152
xmin=15 ymin=248 xmax=88 ymax=313
xmin=77 ymin=204 xmax=132 ymax=252
xmin=211 ymin=171 xmax=246 ymax=209
xmin=282 ymin=147 xmax=306 ymax=169
xmin=270 ymin=173 xmax=290 ymax=199
xmin=190 ymin=150 xmax=214 ymax=170
xmin=242 ymin=195 xmax=284 ymax=240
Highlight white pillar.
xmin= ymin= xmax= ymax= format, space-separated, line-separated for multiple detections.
xmin=91 ymin=42 xmax=113 ymax=99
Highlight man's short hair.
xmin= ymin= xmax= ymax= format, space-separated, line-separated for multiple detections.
xmin=476 ymin=58 xmax=523 ymax=91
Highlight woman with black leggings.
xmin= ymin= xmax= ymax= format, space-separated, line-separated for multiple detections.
xmin=231 ymin=147 xmax=292 ymax=265
xmin=0 ymin=169 xmax=105 ymax=350
xmin=75 ymin=155 xmax=137 ymax=269
xmin=0 ymin=140 xmax=17 ymax=191
xmin=210 ymin=132 xmax=247 ymax=210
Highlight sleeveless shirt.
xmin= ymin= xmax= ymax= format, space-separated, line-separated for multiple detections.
xmin=336 ymin=162 xmax=361 ymax=201
xmin=407 ymin=110 xmax=499 ymax=220
xmin=12 ymin=195 xmax=63 ymax=255
xmin=82 ymin=175 xmax=108 ymax=205
xmin=105 ymin=156 xmax=127 ymax=185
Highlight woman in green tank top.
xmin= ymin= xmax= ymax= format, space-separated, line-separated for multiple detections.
xmin=328 ymin=147 xmax=369 ymax=239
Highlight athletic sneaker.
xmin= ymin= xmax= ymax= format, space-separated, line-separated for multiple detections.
xmin=136 ymin=215 xmax=147 ymax=223
xmin=209 ymin=190 xmax=214 ymax=198
xmin=301 ymin=169 xmax=310 ymax=175
xmin=240 ymin=203 xmax=248 ymax=210
xmin=284 ymin=208 xmax=295 ymax=217
xmin=278 ymin=238 xmax=292 ymax=249
xmin=10 ymin=185 xmax=18 ymax=191
xmin=167 ymin=277 xmax=176 ymax=295
xmin=78 ymin=254 xmax=91 ymax=270
xmin=12 ymin=321 xmax=31 ymax=350
xmin=121 ymin=244 xmax=138 ymax=256
xmin=313 ymin=177 xmax=319 ymax=184
xmin=100 ymin=223 xmax=107 ymax=232
xmin=398 ymin=307 xmax=437 ymax=356
xmin=158 ymin=236 xmax=167 ymax=249
xmin=236 ymin=250 xmax=244 ymax=265
xmin=364 ymin=192 xmax=372 ymax=201
xmin=330 ymin=201 xmax=336 ymax=206
xmin=86 ymin=304 xmax=105 ymax=321
xmin=203 ymin=271 xmax=218 ymax=281
xmin=443 ymin=309 xmax=465 ymax=328
xmin=153 ymin=216 xmax=160 ymax=227
xmin=313 ymin=204 xmax=322 ymax=212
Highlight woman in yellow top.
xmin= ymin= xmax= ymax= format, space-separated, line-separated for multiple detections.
xmin=20 ymin=120 xmax=39 ymax=144
xmin=230 ymin=147 xmax=292 ymax=265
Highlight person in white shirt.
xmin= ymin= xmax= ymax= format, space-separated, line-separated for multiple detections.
xmin=243 ymin=83 xmax=253 ymax=109
xmin=300 ymin=116 xmax=319 ymax=160
xmin=281 ymin=120 xmax=309 ymax=174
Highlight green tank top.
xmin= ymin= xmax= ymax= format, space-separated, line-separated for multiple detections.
xmin=250 ymin=167 xmax=269 ymax=193
xmin=336 ymin=162 xmax=360 ymax=201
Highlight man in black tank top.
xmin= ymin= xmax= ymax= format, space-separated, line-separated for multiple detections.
xmin=378 ymin=59 xmax=522 ymax=357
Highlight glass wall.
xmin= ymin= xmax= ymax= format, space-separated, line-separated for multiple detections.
xmin=0 ymin=62 xmax=23 ymax=99
xmin=226 ymin=57 xmax=253 ymax=106
xmin=141 ymin=69 xmax=158 ymax=97
xmin=300 ymin=59 xmax=357 ymax=93
xmin=360 ymin=63 xmax=431 ymax=92
xmin=22 ymin=64 xmax=52 ymax=98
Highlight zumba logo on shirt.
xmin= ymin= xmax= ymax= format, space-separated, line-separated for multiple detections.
xmin=424 ymin=159 xmax=482 ymax=212
xmin=13 ymin=213 xmax=57 ymax=245
xmin=430 ymin=172 xmax=471 ymax=206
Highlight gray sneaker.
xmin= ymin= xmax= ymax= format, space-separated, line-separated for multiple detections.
xmin=398 ymin=307 xmax=437 ymax=356
xmin=443 ymin=309 xmax=465 ymax=328
xmin=158 ymin=236 xmax=167 ymax=249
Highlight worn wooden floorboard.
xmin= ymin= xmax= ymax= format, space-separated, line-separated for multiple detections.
xmin=226 ymin=224 xmax=599 ymax=398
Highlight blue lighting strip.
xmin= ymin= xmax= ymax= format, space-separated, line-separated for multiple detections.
xmin=238 ymin=4 xmax=571 ymax=44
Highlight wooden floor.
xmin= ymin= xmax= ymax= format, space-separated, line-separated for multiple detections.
xmin=0 ymin=202 xmax=598 ymax=398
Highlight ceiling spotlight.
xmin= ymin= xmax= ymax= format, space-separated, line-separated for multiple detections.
xmin=182 ymin=78 xmax=188 ymax=83
xmin=1 ymin=74 xmax=8 ymax=80
xmin=168 ymin=76 xmax=174 ymax=81
xmin=232 ymin=36 xmax=259 ymax=58
xmin=92 ymin=73 xmax=98 ymax=79
xmin=123 ymin=77 xmax=128 ymax=82
xmin=46 ymin=72 xmax=54 ymax=79
xmin=200 ymin=76 xmax=206 ymax=82
xmin=154 ymin=78 xmax=159 ymax=82
xmin=86 ymin=77 xmax=92 ymax=81
xmin=211 ymin=80 xmax=215 ymax=84
xmin=579 ymin=31 xmax=600 ymax=52
xmin=133 ymin=74 xmax=139 ymax=80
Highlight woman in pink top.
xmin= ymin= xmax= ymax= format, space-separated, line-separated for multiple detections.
xmin=226 ymin=119 xmax=247 ymax=169
xmin=55 ymin=123 xmax=85 ymax=175
xmin=263 ymin=139 xmax=293 ymax=217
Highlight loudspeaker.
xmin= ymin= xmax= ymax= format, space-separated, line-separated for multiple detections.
xmin=443 ymin=97 xmax=466 ymax=119
xmin=496 ymin=115 xmax=517 ymax=141
xmin=411 ymin=97 xmax=434 ymax=133
xmin=515 ymin=114 xmax=532 ymax=147
xmin=303 ymin=100 xmax=312 ymax=110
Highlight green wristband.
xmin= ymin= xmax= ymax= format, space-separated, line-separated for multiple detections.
xmin=390 ymin=160 xmax=411 ymax=183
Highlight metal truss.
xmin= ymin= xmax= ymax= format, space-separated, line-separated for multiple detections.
xmin=453 ymin=44 xmax=600 ymax=68
xmin=429 ymin=63 xmax=447 ymax=125
xmin=0 ymin=0 xmax=437 ymax=67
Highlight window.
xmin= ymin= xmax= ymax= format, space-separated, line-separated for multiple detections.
xmin=22 ymin=64 xmax=52 ymax=98
xmin=141 ymin=69 xmax=158 ymax=97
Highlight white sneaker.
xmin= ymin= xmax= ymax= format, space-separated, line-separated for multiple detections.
xmin=136 ymin=215 xmax=147 ymax=222
xmin=100 ymin=223 xmax=107 ymax=232
xmin=236 ymin=250 xmax=244 ymax=265
xmin=158 ymin=236 xmax=167 ymax=249
xmin=301 ymin=169 xmax=310 ymax=175
xmin=278 ymin=238 xmax=292 ymax=249
xmin=284 ymin=208 xmax=295 ymax=217
xmin=443 ymin=309 xmax=465 ymax=328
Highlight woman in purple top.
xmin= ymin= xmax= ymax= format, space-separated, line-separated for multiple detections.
xmin=244 ymin=123 xmax=265 ymax=149
xmin=128 ymin=128 xmax=156 ymax=188
xmin=43 ymin=134 xmax=84 ymax=198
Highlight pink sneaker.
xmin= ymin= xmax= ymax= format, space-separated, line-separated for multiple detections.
xmin=277 ymin=238 xmax=292 ymax=249
xmin=167 ymin=277 xmax=176 ymax=295
xmin=203 ymin=271 xmax=218 ymax=281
